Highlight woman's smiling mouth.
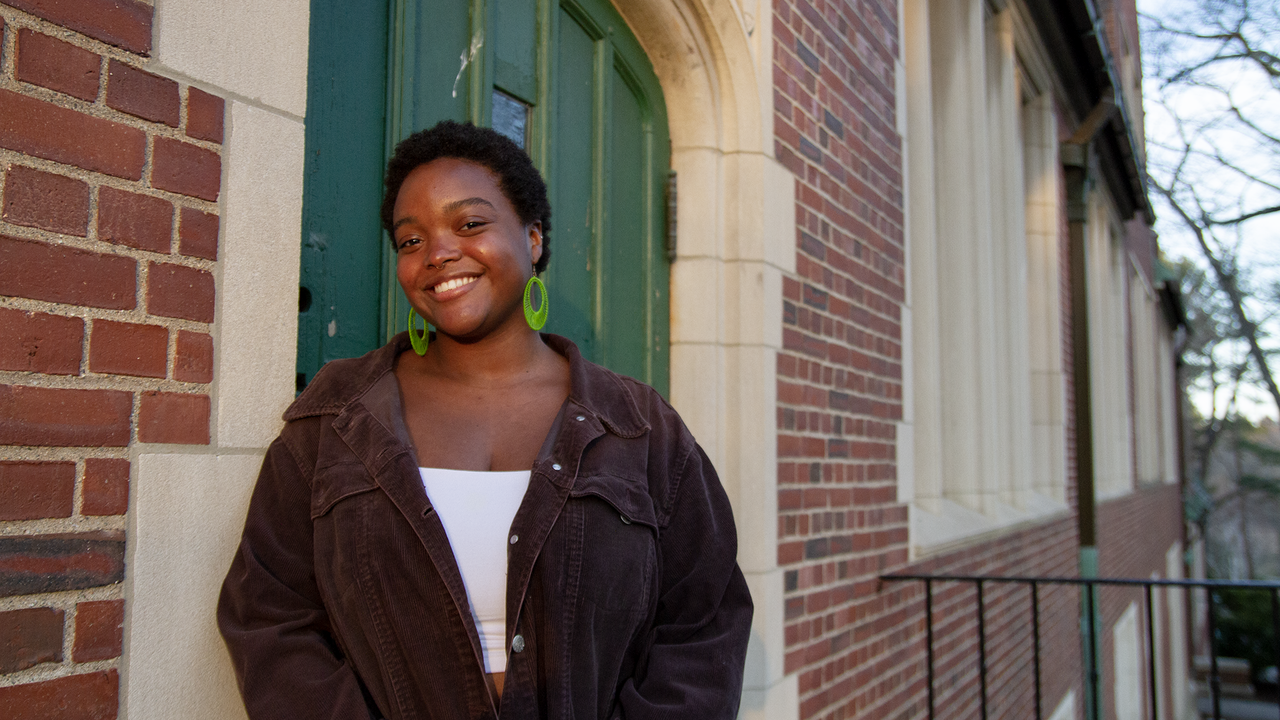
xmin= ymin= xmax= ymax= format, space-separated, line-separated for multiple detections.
xmin=433 ymin=276 xmax=478 ymax=294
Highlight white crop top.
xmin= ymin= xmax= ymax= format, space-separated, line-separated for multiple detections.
xmin=419 ymin=467 xmax=531 ymax=674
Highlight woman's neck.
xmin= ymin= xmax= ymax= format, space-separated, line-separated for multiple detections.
xmin=403 ymin=325 xmax=558 ymax=388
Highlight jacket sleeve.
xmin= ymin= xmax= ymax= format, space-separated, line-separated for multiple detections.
xmin=217 ymin=432 xmax=379 ymax=720
xmin=614 ymin=439 xmax=754 ymax=720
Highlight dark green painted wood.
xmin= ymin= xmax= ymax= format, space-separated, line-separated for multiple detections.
xmin=546 ymin=6 xmax=599 ymax=363
xmin=380 ymin=0 xmax=481 ymax=344
xmin=602 ymin=64 xmax=647 ymax=380
xmin=296 ymin=0 xmax=390 ymax=389
xmin=495 ymin=0 xmax=538 ymax=103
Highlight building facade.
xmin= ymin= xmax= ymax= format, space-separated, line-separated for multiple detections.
xmin=0 ymin=0 xmax=1189 ymax=718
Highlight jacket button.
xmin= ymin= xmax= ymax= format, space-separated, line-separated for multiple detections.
xmin=512 ymin=634 xmax=525 ymax=653
xmin=575 ymin=415 xmax=585 ymax=422
xmin=620 ymin=514 xmax=632 ymax=525
xmin=552 ymin=463 xmax=561 ymax=471
xmin=509 ymin=534 xmax=518 ymax=545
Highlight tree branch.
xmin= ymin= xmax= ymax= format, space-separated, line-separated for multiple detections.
xmin=1152 ymin=179 xmax=1280 ymax=418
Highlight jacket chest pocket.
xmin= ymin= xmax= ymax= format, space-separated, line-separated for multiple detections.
xmin=569 ymin=477 xmax=658 ymax=613
xmin=310 ymin=460 xmax=381 ymax=599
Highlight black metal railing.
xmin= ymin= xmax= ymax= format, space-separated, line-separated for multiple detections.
xmin=879 ymin=573 xmax=1280 ymax=720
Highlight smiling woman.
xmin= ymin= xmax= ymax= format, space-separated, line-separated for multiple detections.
xmin=218 ymin=122 xmax=753 ymax=719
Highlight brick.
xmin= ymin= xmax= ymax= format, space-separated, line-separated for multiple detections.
xmin=0 ymin=384 xmax=132 ymax=447
xmin=138 ymin=392 xmax=209 ymax=445
xmin=173 ymin=330 xmax=213 ymax=383
xmin=151 ymin=137 xmax=221 ymax=201
xmin=0 ymin=89 xmax=146 ymax=180
xmin=81 ymin=458 xmax=128 ymax=516
xmin=89 ymin=320 xmax=167 ymax=378
xmin=0 ymin=532 xmax=125 ymax=597
xmin=178 ymin=207 xmax=219 ymax=260
xmin=796 ymin=39 xmax=821 ymax=72
xmin=105 ymin=60 xmax=178 ymax=126
xmin=147 ymin=262 xmax=214 ymax=322
xmin=0 ymin=308 xmax=84 ymax=375
xmin=0 ymin=235 xmax=136 ymax=310
xmin=3 ymin=165 xmax=90 ymax=236
xmin=8 ymin=0 xmax=152 ymax=54
xmin=0 ymin=607 xmax=64 ymax=673
xmin=15 ymin=29 xmax=101 ymax=101
xmin=0 ymin=462 xmax=75 ymax=521
xmin=73 ymin=600 xmax=123 ymax=662
xmin=823 ymin=109 xmax=844 ymax=139
xmin=186 ymin=87 xmax=225 ymax=143
xmin=0 ymin=669 xmax=118 ymax=720
xmin=97 ymin=186 xmax=173 ymax=253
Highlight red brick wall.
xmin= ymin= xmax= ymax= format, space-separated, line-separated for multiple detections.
xmin=0 ymin=1 xmax=223 ymax=714
xmin=772 ymin=0 xmax=912 ymax=715
xmin=772 ymin=1 xmax=1180 ymax=719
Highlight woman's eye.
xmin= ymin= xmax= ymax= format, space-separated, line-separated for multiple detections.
xmin=396 ymin=236 xmax=420 ymax=251
xmin=462 ymin=220 xmax=486 ymax=231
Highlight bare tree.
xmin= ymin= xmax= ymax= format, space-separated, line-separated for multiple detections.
xmin=1143 ymin=0 xmax=1280 ymax=417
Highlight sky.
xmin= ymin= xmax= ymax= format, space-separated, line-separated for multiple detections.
xmin=1137 ymin=0 xmax=1280 ymax=422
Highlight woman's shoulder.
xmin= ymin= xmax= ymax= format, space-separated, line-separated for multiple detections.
xmin=553 ymin=337 xmax=693 ymax=451
xmin=284 ymin=335 xmax=409 ymax=422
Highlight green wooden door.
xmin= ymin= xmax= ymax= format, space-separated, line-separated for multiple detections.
xmin=297 ymin=0 xmax=671 ymax=393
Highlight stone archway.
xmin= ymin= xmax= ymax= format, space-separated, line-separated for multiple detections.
xmin=609 ymin=2 xmax=798 ymax=717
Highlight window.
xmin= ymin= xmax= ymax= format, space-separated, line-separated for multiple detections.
xmin=1087 ymin=204 xmax=1133 ymax=500
xmin=901 ymin=0 xmax=1068 ymax=553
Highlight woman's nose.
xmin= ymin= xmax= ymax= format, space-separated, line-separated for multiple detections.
xmin=423 ymin=231 xmax=463 ymax=269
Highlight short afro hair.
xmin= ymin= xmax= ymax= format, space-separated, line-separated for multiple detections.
xmin=381 ymin=121 xmax=552 ymax=274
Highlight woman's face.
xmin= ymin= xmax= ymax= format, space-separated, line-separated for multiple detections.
xmin=392 ymin=158 xmax=542 ymax=343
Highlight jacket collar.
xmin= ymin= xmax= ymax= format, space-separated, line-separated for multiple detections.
xmin=284 ymin=332 xmax=650 ymax=439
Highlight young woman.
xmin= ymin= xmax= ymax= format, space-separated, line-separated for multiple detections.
xmin=218 ymin=121 xmax=752 ymax=719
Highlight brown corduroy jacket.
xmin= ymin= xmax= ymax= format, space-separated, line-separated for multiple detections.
xmin=217 ymin=334 xmax=752 ymax=720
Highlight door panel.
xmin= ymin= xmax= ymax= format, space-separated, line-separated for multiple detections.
xmin=295 ymin=0 xmax=389 ymax=389
xmin=546 ymin=6 xmax=600 ymax=363
xmin=602 ymin=66 xmax=648 ymax=380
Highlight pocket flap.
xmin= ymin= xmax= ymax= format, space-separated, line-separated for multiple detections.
xmin=311 ymin=461 xmax=377 ymax=519
xmin=570 ymin=474 xmax=658 ymax=529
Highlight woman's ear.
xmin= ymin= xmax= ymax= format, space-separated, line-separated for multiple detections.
xmin=528 ymin=221 xmax=543 ymax=266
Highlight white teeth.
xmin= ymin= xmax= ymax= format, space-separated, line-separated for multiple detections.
xmin=433 ymin=276 xmax=476 ymax=294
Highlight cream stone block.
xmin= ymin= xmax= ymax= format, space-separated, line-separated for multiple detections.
xmin=762 ymin=157 xmax=797 ymax=273
xmin=670 ymin=147 xmax=724 ymax=259
xmin=1112 ymin=603 xmax=1142 ymax=720
xmin=618 ymin=2 xmax=722 ymax=151
xmin=216 ymin=102 xmax=305 ymax=449
xmin=722 ymin=153 xmax=762 ymax=262
xmin=742 ymin=0 xmax=775 ymax=151
xmin=739 ymin=669 xmax=799 ymax=720
xmin=723 ymin=344 xmax=777 ymax=573
xmin=897 ymin=423 xmax=915 ymax=504
xmin=1048 ymin=690 xmax=1077 ymax=720
xmin=154 ymin=0 xmax=309 ymax=117
xmin=910 ymin=495 xmax=1069 ymax=558
xmin=722 ymin=153 xmax=794 ymax=271
xmin=900 ymin=306 xmax=913 ymax=423
xmin=740 ymin=568 xmax=790 ymax=704
xmin=1166 ymin=542 xmax=1192 ymax=720
xmin=725 ymin=261 xmax=781 ymax=348
xmin=1030 ymin=371 xmax=1063 ymax=424
xmin=126 ymin=452 xmax=261 ymax=720
xmin=670 ymin=258 xmax=724 ymax=345
xmin=669 ymin=342 xmax=725 ymax=471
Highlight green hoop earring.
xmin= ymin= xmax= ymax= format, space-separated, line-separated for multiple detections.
xmin=523 ymin=276 xmax=548 ymax=331
xmin=407 ymin=308 xmax=429 ymax=356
